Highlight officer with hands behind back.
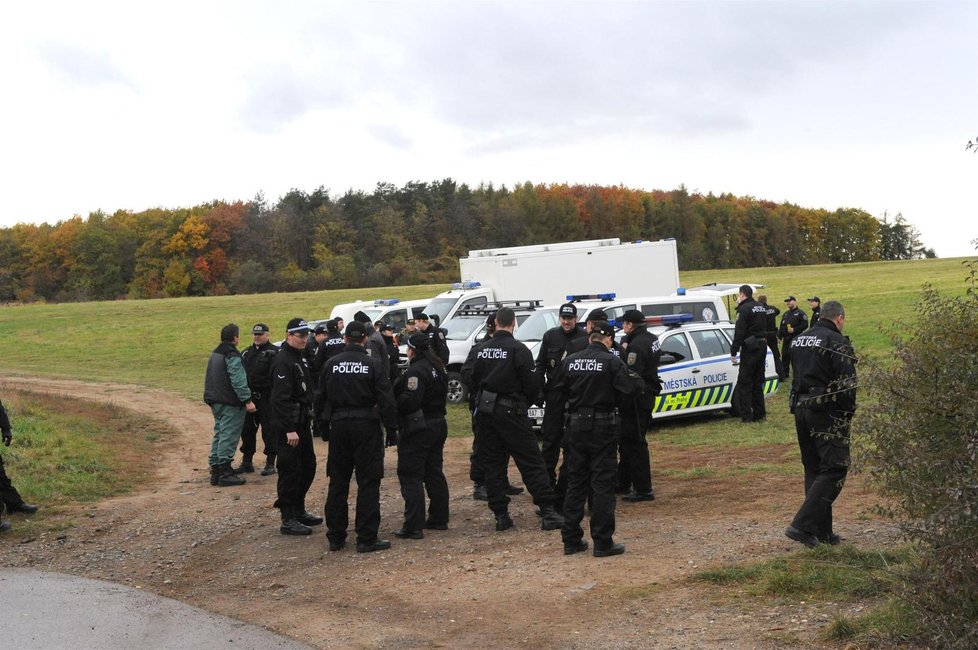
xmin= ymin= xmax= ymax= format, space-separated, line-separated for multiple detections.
xmin=549 ymin=321 xmax=644 ymax=557
xmin=785 ymin=300 xmax=857 ymax=548
xmin=617 ymin=309 xmax=662 ymax=502
xmin=321 ymin=320 xmax=398 ymax=553
xmin=270 ymin=318 xmax=322 ymax=536
xmin=730 ymin=285 xmax=769 ymax=423
xmin=461 ymin=307 xmax=564 ymax=533
xmin=236 ymin=323 xmax=280 ymax=476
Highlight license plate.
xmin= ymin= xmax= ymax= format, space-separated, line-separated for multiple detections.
xmin=527 ymin=408 xmax=545 ymax=419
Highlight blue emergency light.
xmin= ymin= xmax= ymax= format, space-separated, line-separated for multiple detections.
xmin=676 ymin=287 xmax=686 ymax=295
xmin=373 ymin=299 xmax=400 ymax=306
xmin=566 ymin=292 xmax=616 ymax=302
xmin=646 ymin=313 xmax=694 ymax=326
xmin=451 ymin=281 xmax=482 ymax=290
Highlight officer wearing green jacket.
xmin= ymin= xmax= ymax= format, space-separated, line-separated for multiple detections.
xmin=204 ymin=323 xmax=256 ymax=487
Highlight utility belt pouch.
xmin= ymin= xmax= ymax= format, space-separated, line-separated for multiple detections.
xmin=744 ymin=335 xmax=766 ymax=351
xmin=567 ymin=407 xmax=595 ymax=432
xmin=477 ymin=390 xmax=498 ymax=415
xmin=400 ymin=409 xmax=427 ymax=435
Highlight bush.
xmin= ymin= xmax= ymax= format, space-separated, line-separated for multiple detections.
xmin=853 ymin=254 xmax=978 ymax=647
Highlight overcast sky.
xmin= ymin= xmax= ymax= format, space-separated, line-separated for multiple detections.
xmin=1 ymin=1 xmax=976 ymax=257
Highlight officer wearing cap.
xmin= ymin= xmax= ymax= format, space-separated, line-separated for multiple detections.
xmin=391 ymin=332 xmax=450 ymax=539
xmin=354 ymin=310 xmax=391 ymax=379
xmin=778 ymin=297 xmax=809 ymax=381
xmin=536 ymin=302 xmax=587 ymax=494
xmin=322 ymin=320 xmax=398 ymax=553
xmin=757 ymin=295 xmax=785 ymax=381
xmin=731 ymin=285 xmax=769 ymax=423
xmin=381 ymin=324 xmax=401 ymax=381
xmin=270 ymin=318 xmax=321 ymax=535
xmin=550 ymin=321 xmax=644 ymax=557
xmin=236 ymin=323 xmax=280 ymax=476
xmin=306 ymin=324 xmax=328 ymax=367
xmin=617 ymin=309 xmax=662 ymax=502
xmin=417 ymin=313 xmax=450 ymax=365
xmin=807 ymin=297 xmax=821 ymax=328
xmin=204 ymin=323 xmax=256 ymax=488
xmin=566 ymin=308 xmax=622 ymax=357
xmin=461 ymin=307 xmax=564 ymax=532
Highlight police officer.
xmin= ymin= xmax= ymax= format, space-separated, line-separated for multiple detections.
xmin=757 ymin=295 xmax=785 ymax=381
xmin=617 ymin=309 xmax=662 ymax=502
xmin=461 ymin=307 xmax=564 ymax=532
xmin=786 ymin=300 xmax=856 ymax=547
xmin=550 ymin=321 xmax=644 ymax=557
xmin=779 ymin=296 xmax=808 ymax=381
xmin=382 ymin=324 xmax=401 ymax=381
xmin=536 ymin=302 xmax=587 ymax=495
xmin=204 ymin=323 xmax=256 ymax=487
xmin=417 ymin=313 xmax=450 ymax=365
xmin=236 ymin=323 xmax=280 ymax=476
xmin=1 ymin=397 xmax=40 ymax=534
xmin=731 ymin=285 xmax=769 ymax=423
xmin=269 ymin=318 xmax=321 ymax=535
xmin=392 ymin=332 xmax=450 ymax=538
xmin=322 ymin=320 xmax=398 ymax=553
xmin=807 ymin=297 xmax=821 ymax=328
xmin=354 ymin=310 xmax=391 ymax=379
xmin=311 ymin=319 xmax=345 ymax=433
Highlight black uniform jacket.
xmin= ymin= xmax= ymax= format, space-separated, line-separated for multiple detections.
xmin=321 ymin=344 xmax=397 ymax=430
xmin=763 ymin=305 xmax=780 ymax=337
xmin=394 ymin=356 xmax=448 ymax=418
xmin=779 ymin=307 xmax=809 ymax=339
xmin=730 ymin=298 xmax=768 ymax=356
xmin=311 ymin=332 xmax=345 ymax=375
xmin=536 ymin=325 xmax=588 ymax=387
xmin=789 ymin=319 xmax=857 ymax=414
xmin=461 ymin=330 xmax=540 ymax=407
xmin=425 ymin=326 xmax=450 ymax=365
xmin=241 ymin=340 xmax=279 ymax=397
xmin=550 ymin=342 xmax=644 ymax=413
xmin=269 ymin=343 xmax=314 ymax=434
xmin=621 ymin=325 xmax=663 ymax=410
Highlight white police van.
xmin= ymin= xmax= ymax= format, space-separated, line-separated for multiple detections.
xmin=329 ymin=298 xmax=431 ymax=333
xmin=525 ymin=313 xmax=779 ymax=424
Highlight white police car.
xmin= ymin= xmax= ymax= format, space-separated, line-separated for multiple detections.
xmin=526 ymin=314 xmax=779 ymax=423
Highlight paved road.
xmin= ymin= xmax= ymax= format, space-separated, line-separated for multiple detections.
xmin=0 ymin=568 xmax=314 ymax=650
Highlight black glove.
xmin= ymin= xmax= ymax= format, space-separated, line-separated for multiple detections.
xmin=2 ymin=430 xmax=11 ymax=446
xmin=385 ymin=427 xmax=399 ymax=448
xmin=319 ymin=420 xmax=330 ymax=442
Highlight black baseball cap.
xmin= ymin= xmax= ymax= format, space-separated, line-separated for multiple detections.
xmin=252 ymin=323 xmax=270 ymax=335
xmin=587 ymin=308 xmax=608 ymax=322
xmin=417 ymin=313 xmax=430 ymax=321
xmin=559 ymin=303 xmax=578 ymax=318
xmin=620 ymin=309 xmax=646 ymax=324
xmin=286 ymin=318 xmax=311 ymax=334
xmin=344 ymin=321 xmax=367 ymax=339
xmin=314 ymin=324 xmax=328 ymax=335
xmin=353 ymin=310 xmax=371 ymax=323
xmin=407 ymin=332 xmax=430 ymax=349
xmin=592 ymin=321 xmax=615 ymax=337
xmin=808 ymin=296 xmax=821 ymax=303
xmin=784 ymin=296 xmax=797 ymax=303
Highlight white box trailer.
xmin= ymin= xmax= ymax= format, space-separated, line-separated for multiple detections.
xmin=459 ymin=238 xmax=680 ymax=307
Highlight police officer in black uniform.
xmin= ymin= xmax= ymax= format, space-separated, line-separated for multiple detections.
xmin=382 ymin=324 xmax=401 ymax=381
xmin=807 ymin=297 xmax=821 ymax=328
xmin=757 ymin=295 xmax=784 ymax=381
xmin=536 ymin=302 xmax=588 ymax=496
xmin=236 ymin=323 xmax=280 ymax=476
xmin=392 ymin=332 xmax=450 ymax=538
xmin=322 ymin=320 xmax=398 ymax=553
xmin=270 ymin=318 xmax=322 ymax=536
xmin=417 ymin=313 xmax=450 ymax=365
xmin=617 ymin=309 xmax=662 ymax=502
xmin=779 ymin=296 xmax=808 ymax=381
xmin=550 ymin=321 xmax=644 ymax=557
xmin=1 ymin=397 xmax=40 ymax=534
xmin=785 ymin=300 xmax=856 ymax=548
xmin=354 ymin=310 xmax=391 ymax=380
xmin=461 ymin=307 xmax=564 ymax=532
xmin=731 ymin=285 xmax=769 ymax=423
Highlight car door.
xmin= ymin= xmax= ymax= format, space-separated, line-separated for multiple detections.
xmin=652 ymin=328 xmax=739 ymax=418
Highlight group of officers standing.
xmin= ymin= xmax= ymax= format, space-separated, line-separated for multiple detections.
xmin=203 ymin=284 xmax=854 ymax=557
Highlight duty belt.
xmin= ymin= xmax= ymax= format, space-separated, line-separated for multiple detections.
xmin=331 ymin=407 xmax=378 ymax=421
xmin=568 ymin=408 xmax=617 ymax=421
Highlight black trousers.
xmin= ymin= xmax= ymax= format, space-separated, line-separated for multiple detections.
xmin=735 ymin=348 xmax=767 ymax=421
xmin=791 ymin=407 xmax=850 ymax=540
xmin=397 ymin=416 xmax=450 ymax=530
xmin=325 ymin=418 xmax=385 ymax=546
xmin=780 ymin=337 xmax=795 ymax=379
xmin=273 ymin=417 xmax=316 ymax=517
xmin=766 ymin=334 xmax=784 ymax=379
xmin=540 ymin=390 xmax=566 ymax=487
xmin=562 ymin=422 xmax=618 ymax=548
xmin=617 ymin=402 xmax=652 ymax=493
xmin=473 ymin=408 xmax=555 ymax=517
xmin=239 ymin=396 xmax=275 ymax=459
xmin=469 ymin=412 xmax=513 ymax=485
xmin=0 ymin=454 xmax=27 ymax=509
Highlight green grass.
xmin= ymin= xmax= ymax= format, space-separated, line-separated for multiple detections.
xmin=1 ymin=390 xmax=169 ymax=535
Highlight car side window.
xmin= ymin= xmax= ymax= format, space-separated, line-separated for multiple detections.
xmin=658 ymin=332 xmax=691 ymax=365
xmin=689 ymin=329 xmax=729 ymax=358
xmin=604 ymin=304 xmax=637 ymax=322
xmin=387 ymin=309 xmax=407 ymax=331
xmin=461 ymin=297 xmax=487 ymax=310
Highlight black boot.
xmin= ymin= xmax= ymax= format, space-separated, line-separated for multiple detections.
xmin=539 ymin=505 xmax=564 ymax=531
xmin=280 ymin=509 xmax=312 ymax=536
xmin=260 ymin=455 xmax=277 ymax=476
xmin=234 ymin=454 xmax=255 ymax=474
xmin=295 ymin=503 xmax=323 ymax=526
xmin=209 ymin=465 xmax=219 ymax=486
xmin=495 ymin=513 xmax=514 ymax=531
xmin=473 ymin=484 xmax=488 ymax=501
xmin=217 ymin=463 xmax=246 ymax=487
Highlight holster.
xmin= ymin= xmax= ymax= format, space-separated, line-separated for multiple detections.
xmin=476 ymin=390 xmax=498 ymax=415
xmin=399 ymin=409 xmax=428 ymax=436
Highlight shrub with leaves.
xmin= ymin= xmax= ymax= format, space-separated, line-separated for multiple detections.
xmin=853 ymin=255 xmax=978 ymax=648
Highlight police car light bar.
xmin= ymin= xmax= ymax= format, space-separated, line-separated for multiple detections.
xmin=646 ymin=313 xmax=694 ymax=326
xmin=565 ymin=292 xmax=616 ymax=302
xmin=373 ymin=298 xmax=400 ymax=306
xmin=450 ymin=281 xmax=483 ymax=290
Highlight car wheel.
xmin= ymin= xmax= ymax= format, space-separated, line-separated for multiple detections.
xmin=446 ymin=371 xmax=469 ymax=405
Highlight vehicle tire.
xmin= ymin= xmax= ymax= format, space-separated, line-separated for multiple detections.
xmin=446 ymin=371 xmax=469 ymax=405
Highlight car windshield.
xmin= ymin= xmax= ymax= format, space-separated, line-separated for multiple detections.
xmin=442 ymin=316 xmax=487 ymax=340
xmin=424 ymin=297 xmax=458 ymax=325
xmin=515 ymin=310 xmax=556 ymax=342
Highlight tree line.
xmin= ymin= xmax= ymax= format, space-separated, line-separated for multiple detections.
xmin=0 ymin=181 xmax=935 ymax=303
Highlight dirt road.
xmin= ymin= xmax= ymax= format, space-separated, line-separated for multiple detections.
xmin=0 ymin=376 xmax=893 ymax=648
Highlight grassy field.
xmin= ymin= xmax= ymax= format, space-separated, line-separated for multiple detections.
xmin=0 ymin=256 xmax=971 ymax=401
